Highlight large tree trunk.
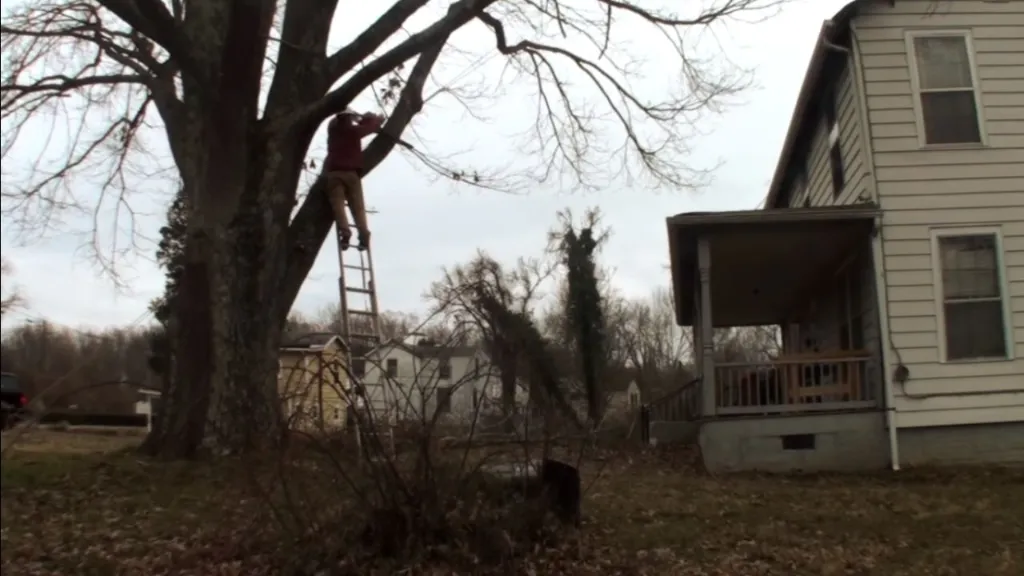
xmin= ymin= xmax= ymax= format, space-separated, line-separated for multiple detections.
xmin=143 ymin=139 xmax=302 ymax=458
xmin=138 ymin=1 xmax=326 ymax=459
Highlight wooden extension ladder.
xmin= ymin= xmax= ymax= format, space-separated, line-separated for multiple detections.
xmin=333 ymin=228 xmax=393 ymax=457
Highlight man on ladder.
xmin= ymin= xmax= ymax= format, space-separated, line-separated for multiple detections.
xmin=323 ymin=108 xmax=392 ymax=458
xmin=325 ymin=109 xmax=384 ymax=251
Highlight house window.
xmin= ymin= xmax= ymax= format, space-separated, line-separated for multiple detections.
xmin=907 ymin=32 xmax=983 ymax=145
xmin=823 ymin=87 xmax=844 ymax=197
xmin=933 ymin=231 xmax=1009 ymax=361
xmin=386 ymin=358 xmax=398 ymax=378
xmin=438 ymin=360 xmax=452 ymax=380
xmin=436 ymin=386 xmax=452 ymax=414
xmin=351 ymin=358 xmax=366 ymax=378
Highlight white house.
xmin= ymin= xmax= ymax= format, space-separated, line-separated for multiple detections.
xmin=356 ymin=339 xmax=528 ymax=424
xmin=134 ymin=387 xmax=163 ymax=432
xmin=655 ymin=0 xmax=1023 ymax=472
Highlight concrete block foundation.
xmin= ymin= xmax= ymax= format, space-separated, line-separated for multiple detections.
xmin=698 ymin=411 xmax=889 ymax=473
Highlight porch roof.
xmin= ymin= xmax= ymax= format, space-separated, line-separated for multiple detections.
xmin=667 ymin=205 xmax=879 ymax=327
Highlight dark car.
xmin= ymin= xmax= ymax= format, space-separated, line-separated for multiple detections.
xmin=1 ymin=372 xmax=29 ymax=429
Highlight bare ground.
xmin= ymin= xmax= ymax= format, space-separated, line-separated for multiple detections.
xmin=1 ymin=429 xmax=1022 ymax=575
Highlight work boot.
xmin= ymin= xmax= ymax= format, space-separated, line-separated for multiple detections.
xmin=339 ymin=231 xmax=352 ymax=251
xmin=357 ymin=231 xmax=371 ymax=251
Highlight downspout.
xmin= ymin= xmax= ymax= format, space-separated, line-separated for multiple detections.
xmin=849 ymin=20 xmax=900 ymax=471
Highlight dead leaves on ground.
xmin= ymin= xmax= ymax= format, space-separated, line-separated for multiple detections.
xmin=2 ymin=443 xmax=1023 ymax=575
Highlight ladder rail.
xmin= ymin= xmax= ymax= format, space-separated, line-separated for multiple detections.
xmin=334 ymin=229 xmax=394 ymax=443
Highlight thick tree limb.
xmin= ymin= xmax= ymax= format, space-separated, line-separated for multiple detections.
xmin=94 ymin=0 xmax=195 ymax=73
xmin=262 ymin=0 xmax=338 ymax=120
xmin=277 ymin=35 xmax=450 ymax=322
xmin=294 ymin=0 xmax=498 ymax=129
xmin=322 ymin=0 xmax=431 ymax=85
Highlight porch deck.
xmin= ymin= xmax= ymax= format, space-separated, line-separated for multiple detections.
xmin=647 ymin=351 xmax=878 ymax=422
xmin=646 ymin=206 xmax=886 ymax=462
xmin=716 ymin=350 xmax=876 ymax=415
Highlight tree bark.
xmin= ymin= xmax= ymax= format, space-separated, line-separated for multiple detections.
xmin=142 ymin=134 xmax=303 ymax=457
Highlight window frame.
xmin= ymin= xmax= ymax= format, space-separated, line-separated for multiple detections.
xmin=386 ymin=358 xmax=399 ymax=378
xmin=929 ymin=226 xmax=1013 ymax=363
xmin=351 ymin=358 xmax=366 ymax=378
xmin=438 ymin=359 xmax=452 ymax=380
xmin=823 ymin=85 xmax=844 ymax=198
xmin=905 ymin=29 xmax=988 ymax=149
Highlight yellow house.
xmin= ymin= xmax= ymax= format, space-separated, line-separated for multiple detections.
xmin=278 ymin=333 xmax=350 ymax=432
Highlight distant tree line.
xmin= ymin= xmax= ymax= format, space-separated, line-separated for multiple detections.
xmin=1 ymin=201 xmax=777 ymax=420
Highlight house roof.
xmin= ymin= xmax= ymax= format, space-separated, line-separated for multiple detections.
xmin=411 ymin=344 xmax=478 ymax=359
xmin=280 ymin=332 xmax=346 ymax=354
xmin=763 ymin=0 xmax=864 ymax=209
xmin=370 ymin=339 xmax=480 ymax=360
xmin=667 ymin=204 xmax=879 ymax=230
xmin=665 ymin=204 xmax=879 ymax=326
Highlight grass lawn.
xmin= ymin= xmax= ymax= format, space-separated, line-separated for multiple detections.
xmin=2 ymin=430 xmax=1022 ymax=575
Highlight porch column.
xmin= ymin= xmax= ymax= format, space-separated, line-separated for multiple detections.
xmin=697 ymin=236 xmax=716 ymax=416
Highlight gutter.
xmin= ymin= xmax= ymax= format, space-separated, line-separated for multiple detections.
xmin=667 ymin=204 xmax=880 ymax=228
xmin=848 ymin=20 xmax=899 ymax=471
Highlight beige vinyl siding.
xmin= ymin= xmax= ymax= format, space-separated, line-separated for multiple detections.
xmin=278 ymin=346 xmax=350 ymax=430
xmin=854 ymin=0 xmax=1024 ymax=427
xmin=785 ymin=63 xmax=870 ymax=208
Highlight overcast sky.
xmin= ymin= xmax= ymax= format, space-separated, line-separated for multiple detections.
xmin=0 ymin=0 xmax=847 ymax=330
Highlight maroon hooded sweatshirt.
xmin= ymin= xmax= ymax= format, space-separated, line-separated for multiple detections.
xmin=326 ymin=114 xmax=383 ymax=173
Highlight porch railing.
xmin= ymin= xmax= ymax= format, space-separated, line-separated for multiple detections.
xmin=715 ymin=354 xmax=876 ymax=415
xmin=647 ymin=377 xmax=702 ymax=422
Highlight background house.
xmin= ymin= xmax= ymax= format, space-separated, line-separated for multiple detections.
xmin=357 ymin=337 xmax=529 ymax=424
xmin=277 ymin=333 xmax=350 ymax=431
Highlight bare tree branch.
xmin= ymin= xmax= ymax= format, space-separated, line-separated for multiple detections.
xmin=1 ymin=0 xmax=794 ymax=456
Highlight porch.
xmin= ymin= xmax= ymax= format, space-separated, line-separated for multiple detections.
xmin=650 ymin=205 xmax=888 ymax=469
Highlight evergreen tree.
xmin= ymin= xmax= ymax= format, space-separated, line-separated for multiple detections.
xmin=553 ymin=209 xmax=608 ymax=426
xmin=147 ymin=191 xmax=186 ymax=377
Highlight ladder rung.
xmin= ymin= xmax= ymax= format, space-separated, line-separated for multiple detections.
xmin=345 ymin=287 xmax=374 ymax=295
xmin=343 ymin=264 xmax=371 ymax=272
xmin=347 ymin=309 xmax=375 ymax=316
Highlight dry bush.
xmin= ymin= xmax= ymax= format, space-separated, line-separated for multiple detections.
xmin=253 ymin=329 xmax=595 ymax=572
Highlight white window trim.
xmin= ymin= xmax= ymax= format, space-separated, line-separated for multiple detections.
xmin=929 ymin=226 xmax=1014 ymax=363
xmin=904 ymin=29 xmax=988 ymax=149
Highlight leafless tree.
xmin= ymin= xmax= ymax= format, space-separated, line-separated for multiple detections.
xmin=616 ymin=287 xmax=694 ymax=399
xmin=428 ymin=252 xmax=556 ymax=428
xmin=0 ymin=320 xmax=159 ymax=412
xmin=2 ymin=0 xmax=790 ymax=457
xmin=0 ymin=258 xmax=25 ymax=317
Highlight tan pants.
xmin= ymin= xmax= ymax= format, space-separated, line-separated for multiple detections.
xmin=326 ymin=170 xmax=369 ymax=243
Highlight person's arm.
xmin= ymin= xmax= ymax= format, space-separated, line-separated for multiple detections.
xmin=354 ymin=114 xmax=383 ymax=138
